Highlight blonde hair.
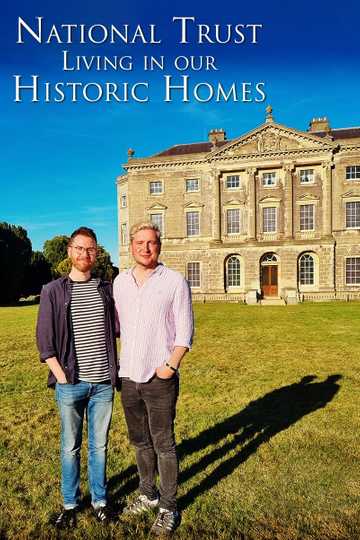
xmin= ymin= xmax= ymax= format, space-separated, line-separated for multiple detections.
xmin=130 ymin=221 xmax=161 ymax=242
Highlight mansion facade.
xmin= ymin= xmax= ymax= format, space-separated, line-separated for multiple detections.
xmin=117 ymin=108 xmax=360 ymax=303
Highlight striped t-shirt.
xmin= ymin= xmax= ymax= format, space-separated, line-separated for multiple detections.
xmin=70 ymin=278 xmax=110 ymax=383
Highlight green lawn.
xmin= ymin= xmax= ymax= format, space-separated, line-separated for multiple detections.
xmin=1 ymin=302 xmax=359 ymax=539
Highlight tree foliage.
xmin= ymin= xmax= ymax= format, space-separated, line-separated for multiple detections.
xmin=56 ymin=246 xmax=118 ymax=281
xmin=22 ymin=251 xmax=52 ymax=297
xmin=0 ymin=222 xmax=32 ymax=303
xmin=56 ymin=257 xmax=72 ymax=276
xmin=92 ymin=245 xmax=118 ymax=281
xmin=43 ymin=235 xmax=69 ymax=277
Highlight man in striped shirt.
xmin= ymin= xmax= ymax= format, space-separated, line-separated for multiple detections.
xmin=36 ymin=227 xmax=118 ymax=529
xmin=113 ymin=222 xmax=193 ymax=536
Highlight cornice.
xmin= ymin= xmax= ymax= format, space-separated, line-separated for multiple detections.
xmin=124 ymin=147 xmax=337 ymax=172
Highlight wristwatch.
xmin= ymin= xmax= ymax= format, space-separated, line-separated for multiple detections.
xmin=165 ymin=362 xmax=177 ymax=373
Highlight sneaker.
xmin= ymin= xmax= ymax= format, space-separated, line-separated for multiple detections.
xmin=150 ymin=508 xmax=181 ymax=536
xmin=93 ymin=505 xmax=115 ymax=523
xmin=123 ymin=494 xmax=159 ymax=515
xmin=53 ymin=508 xmax=77 ymax=529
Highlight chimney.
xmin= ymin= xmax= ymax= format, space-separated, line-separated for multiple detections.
xmin=208 ymin=128 xmax=226 ymax=144
xmin=308 ymin=117 xmax=331 ymax=133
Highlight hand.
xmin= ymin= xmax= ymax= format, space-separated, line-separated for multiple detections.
xmin=155 ymin=365 xmax=175 ymax=380
xmin=57 ymin=375 xmax=68 ymax=384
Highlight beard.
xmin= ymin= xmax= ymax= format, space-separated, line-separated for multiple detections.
xmin=71 ymin=257 xmax=94 ymax=273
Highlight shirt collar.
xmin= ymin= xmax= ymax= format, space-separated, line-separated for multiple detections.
xmin=126 ymin=262 xmax=165 ymax=277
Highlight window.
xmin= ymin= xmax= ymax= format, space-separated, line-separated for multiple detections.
xmin=300 ymin=204 xmax=314 ymax=231
xmin=187 ymin=262 xmax=200 ymax=287
xmin=226 ymin=175 xmax=240 ymax=189
xmin=300 ymin=169 xmax=314 ymax=184
xmin=186 ymin=211 xmax=200 ymax=236
xmin=262 ymin=172 xmax=276 ymax=186
xmin=346 ymin=202 xmax=360 ymax=228
xmin=186 ymin=178 xmax=199 ymax=192
xmin=226 ymin=256 xmax=241 ymax=287
xmin=149 ymin=181 xmax=163 ymax=194
xmin=346 ymin=257 xmax=360 ymax=285
xmin=121 ymin=223 xmax=128 ymax=245
xmin=150 ymin=213 xmax=163 ymax=235
xmin=299 ymin=254 xmax=314 ymax=285
xmin=227 ymin=209 xmax=241 ymax=234
xmin=346 ymin=166 xmax=360 ymax=180
xmin=263 ymin=207 xmax=276 ymax=232
xmin=121 ymin=193 xmax=127 ymax=208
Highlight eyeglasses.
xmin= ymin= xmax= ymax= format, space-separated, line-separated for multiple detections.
xmin=71 ymin=245 xmax=97 ymax=256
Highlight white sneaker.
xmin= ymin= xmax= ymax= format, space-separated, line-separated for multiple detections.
xmin=151 ymin=508 xmax=181 ymax=536
xmin=123 ymin=494 xmax=159 ymax=515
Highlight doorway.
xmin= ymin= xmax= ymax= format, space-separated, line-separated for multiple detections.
xmin=260 ymin=253 xmax=279 ymax=297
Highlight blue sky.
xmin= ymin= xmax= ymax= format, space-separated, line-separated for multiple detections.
xmin=1 ymin=0 xmax=359 ymax=264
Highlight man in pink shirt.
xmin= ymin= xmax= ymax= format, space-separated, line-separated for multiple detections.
xmin=113 ymin=222 xmax=193 ymax=536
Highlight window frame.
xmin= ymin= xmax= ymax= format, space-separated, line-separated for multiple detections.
xmin=226 ymin=208 xmax=241 ymax=234
xmin=150 ymin=213 xmax=164 ymax=235
xmin=225 ymin=175 xmax=241 ymax=189
xmin=300 ymin=204 xmax=315 ymax=231
xmin=262 ymin=172 xmax=276 ymax=187
xmin=149 ymin=181 xmax=163 ymax=195
xmin=185 ymin=178 xmax=200 ymax=192
xmin=345 ymin=257 xmax=360 ymax=285
xmin=299 ymin=169 xmax=315 ymax=184
xmin=121 ymin=193 xmax=127 ymax=208
xmin=346 ymin=165 xmax=360 ymax=181
xmin=226 ymin=255 xmax=241 ymax=288
xmin=263 ymin=206 xmax=277 ymax=233
xmin=186 ymin=211 xmax=200 ymax=237
xmin=299 ymin=253 xmax=315 ymax=286
xmin=120 ymin=223 xmax=128 ymax=246
xmin=345 ymin=201 xmax=360 ymax=229
xmin=187 ymin=261 xmax=201 ymax=288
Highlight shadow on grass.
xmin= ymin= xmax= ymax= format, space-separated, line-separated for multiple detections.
xmin=177 ymin=374 xmax=342 ymax=510
xmin=107 ymin=374 xmax=342 ymax=510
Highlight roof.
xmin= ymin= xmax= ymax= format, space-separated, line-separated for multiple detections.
xmin=311 ymin=127 xmax=360 ymax=140
xmin=154 ymin=140 xmax=230 ymax=157
xmin=152 ymin=126 xmax=360 ymax=158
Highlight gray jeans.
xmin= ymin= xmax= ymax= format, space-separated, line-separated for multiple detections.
xmin=121 ymin=375 xmax=179 ymax=511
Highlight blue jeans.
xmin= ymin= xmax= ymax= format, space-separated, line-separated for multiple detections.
xmin=55 ymin=381 xmax=114 ymax=509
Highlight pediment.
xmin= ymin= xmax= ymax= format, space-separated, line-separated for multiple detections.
xmin=224 ymin=198 xmax=245 ymax=206
xmin=184 ymin=201 xmax=205 ymax=208
xmin=147 ymin=203 xmax=168 ymax=210
xmin=211 ymin=122 xmax=335 ymax=158
xmin=259 ymin=196 xmax=282 ymax=204
xmin=342 ymin=190 xmax=360 ymax=199
xmin=297 ymin=194 xmax=320 ymax=202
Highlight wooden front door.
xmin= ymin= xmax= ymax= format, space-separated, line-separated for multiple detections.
xmin=261 ymin=265 xmax=278 ymax=297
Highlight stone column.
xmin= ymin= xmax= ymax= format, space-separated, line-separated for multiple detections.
xmin=283 ymin=163 xmax=295 ymax=238
xmin=246 ymin=167 xmax=257 ymax=240
xmin=322 ymin=161 xmax=333 ymax=236
xmin=211 ymin=169 xmax=222 ymax=242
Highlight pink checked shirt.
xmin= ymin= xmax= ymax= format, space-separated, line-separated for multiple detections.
xmin=113 ymin=264 xmax=194 ymax=383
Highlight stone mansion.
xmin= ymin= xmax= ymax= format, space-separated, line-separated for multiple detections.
xmin=117 ymin=108 xmax=360 ymax=303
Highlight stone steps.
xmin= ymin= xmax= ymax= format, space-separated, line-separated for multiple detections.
xmin=259 ymin=298 xmax=286 ymax=306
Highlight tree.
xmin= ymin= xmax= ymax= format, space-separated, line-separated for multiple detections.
xmin=56 ymin=257 xmax=71 ymax=276
xmin=56 ymin=246 xmax=118 ymax=281
xmin=22 ymin=251 xmax=52 ymax=297
xmin=43 ymin=235 xmax=69 ymax=277
xmin=0 ymin=222 xmax=32 ymax=303
xmin=92 ymin=245 xmax=118 ymax=281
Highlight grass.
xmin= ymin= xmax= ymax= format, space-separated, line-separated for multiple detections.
xmin=0 ymin=302 xmax=360 ymax=539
